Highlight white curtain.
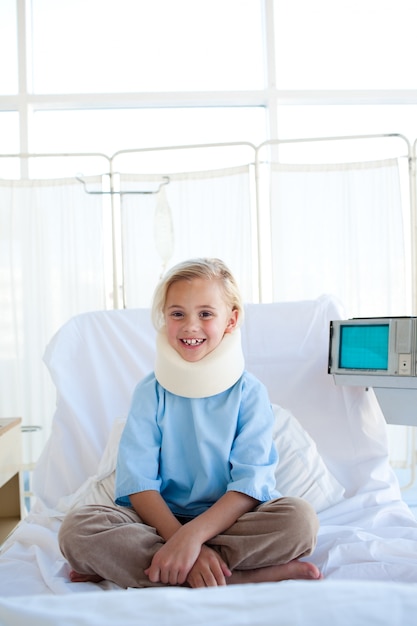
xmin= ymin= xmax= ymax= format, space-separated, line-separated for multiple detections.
xmin=268 ymin=159 xmax=410 ymax=317
xmin=0 ymin=177 xmax=106 ymax=460
xmin=120 ymin=165 xmax=255 ymax=308
xmin=0 ymin=156 xmax=413 ymax=466
xmin=0 ymin=166 xmax=255 ymax=459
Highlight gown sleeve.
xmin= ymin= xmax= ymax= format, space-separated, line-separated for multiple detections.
xmin=115 ymin=374 xmax=162 ymax=506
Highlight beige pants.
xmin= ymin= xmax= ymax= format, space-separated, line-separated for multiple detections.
xmin=58 ymin=497 xmax=319 ymax=588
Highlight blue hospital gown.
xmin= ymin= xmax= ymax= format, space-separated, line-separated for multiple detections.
xmin=115 ymin=371 xmax=279 ymax=517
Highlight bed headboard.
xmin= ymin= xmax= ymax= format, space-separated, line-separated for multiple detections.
xmin=34 ymin=294 xmax=399 ymax=509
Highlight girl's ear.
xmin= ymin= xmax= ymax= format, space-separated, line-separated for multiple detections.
xmin=225 ymin=309 xmax=239 ymax=333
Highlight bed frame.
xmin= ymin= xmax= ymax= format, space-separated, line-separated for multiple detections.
xmin=1 ymin=295 xmax=417 ymax=624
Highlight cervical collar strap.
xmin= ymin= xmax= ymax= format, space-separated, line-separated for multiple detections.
xmin=154 ymin=329 xmax=245 ymax=398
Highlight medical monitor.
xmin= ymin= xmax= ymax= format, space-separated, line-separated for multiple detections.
xmin=329 ymin=317 xmax=417 ymax=377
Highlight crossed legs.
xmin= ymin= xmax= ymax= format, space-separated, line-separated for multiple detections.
xmin=58 ymin=496 xmax=321 ymax=588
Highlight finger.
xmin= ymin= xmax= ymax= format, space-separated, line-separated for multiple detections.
xmin=187 ymin=573 xmax=206 ymax=589
xmin=220 ymin=562 xmax=232 ymax=577
xmin=211 ymin=553 xmax=231 ymax=578
xmin=209 ymin=562 xmax=227 ymax=586
xmin=145 ymin=566 xmax=161 ymax=583
xmin=193 ymin=560 xmax=225 ymax=587
xmin=203 ymin=570 xmax=222 ymax=587
xmin=165 ymin=567 xmax=188 ymax=586
xmin=176 ymin=569 xmax=189 ymax=585
xmin=162 ymin=568 xmax=176 ymax=585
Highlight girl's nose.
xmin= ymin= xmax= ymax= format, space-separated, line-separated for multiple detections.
xmin=184 ymin=315 xmax=200 ymax=332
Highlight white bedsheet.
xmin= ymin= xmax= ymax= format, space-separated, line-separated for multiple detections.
xmin=1 ymin=580 xmax=417 ymax=626
xmin=1 ymin=296 xmax=417 ymax=624
xmin=1 ymin=493 xmax=416 ymax=600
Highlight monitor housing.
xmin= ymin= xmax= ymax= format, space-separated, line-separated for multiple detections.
xmin=329 ymin=317 xmax=417 ymax=426
xmin=329 ymin=317 xmax=417 ymax=378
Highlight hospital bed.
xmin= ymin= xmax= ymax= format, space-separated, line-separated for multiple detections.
xmin=1 ymin=294 xmax=417 ymax=625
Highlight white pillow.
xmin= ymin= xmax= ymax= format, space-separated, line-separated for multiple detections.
xmin=272 ymin=405 xmax=345 ymax=511
xmin=56 ymin=417 xmax=126 ymax=513
xmin=58 ymin=406 xmax=345 ymax=515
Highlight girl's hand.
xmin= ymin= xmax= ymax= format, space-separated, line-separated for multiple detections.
xmin=138 ymin=490 xmax=253 ymax=586
xmin=145 ymin=525 xmax=202 ymax=585
xmin=186 ymin=544 xmax=232 ymax=588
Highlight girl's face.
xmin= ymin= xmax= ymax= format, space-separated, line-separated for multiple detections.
xmin=164 ymin=278 xmax=238 ymax=362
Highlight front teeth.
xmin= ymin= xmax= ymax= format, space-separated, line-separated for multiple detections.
xmin=182 ymin=338 xmax=204 ymax=345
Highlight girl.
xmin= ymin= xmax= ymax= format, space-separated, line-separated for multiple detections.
xmin=59 ymin=258 xmax=321 ymax=588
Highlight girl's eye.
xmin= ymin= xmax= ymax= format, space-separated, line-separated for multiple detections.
xmin=200 ymin=311 xmax=213 ymax=318
xmin=170 ymin=311 xmax=184 ymax=318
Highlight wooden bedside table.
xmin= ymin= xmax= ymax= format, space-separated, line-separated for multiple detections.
xmin=0 ymin=418 xmax=24 ymax=544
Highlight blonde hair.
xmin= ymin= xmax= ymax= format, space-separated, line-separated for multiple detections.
xmin=151 ymin=257 xmax=244 ymax=330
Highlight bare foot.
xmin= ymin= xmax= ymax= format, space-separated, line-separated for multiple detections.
xmin=69 ymin=569 xmax=104 ymax=583
xmin=228 ymin=559 xmax=322 ymax=585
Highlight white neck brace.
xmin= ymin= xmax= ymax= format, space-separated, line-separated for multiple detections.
xmin=154 ymin=329 xmax=245 ymax=398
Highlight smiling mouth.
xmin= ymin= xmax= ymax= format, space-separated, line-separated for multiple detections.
xmin=181 ymin=338 xmax=205 ymax=346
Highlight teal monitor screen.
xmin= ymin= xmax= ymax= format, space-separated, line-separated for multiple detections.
xmin=339 ymin=324 xmax=389 ymax=370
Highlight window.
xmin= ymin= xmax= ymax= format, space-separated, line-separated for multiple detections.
xmin=31 ymin=0 xmax=264 ymax=93
xmin=0 ymin=0 xmax=18 ymax=95
xmin=0 ymin=112 xmax=20 ymax=178
xmin=30 ymin=107 xmax=265 ymax=176
xmin=32 ymin=107 xmax=266 ymax=154
xmin=2 ymin=0 xmax=417 ymax=170
xmin=276 ymin=105 xmax=417 ymax=145
xmin=274 ymin=0 xmax=417 ymax=89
